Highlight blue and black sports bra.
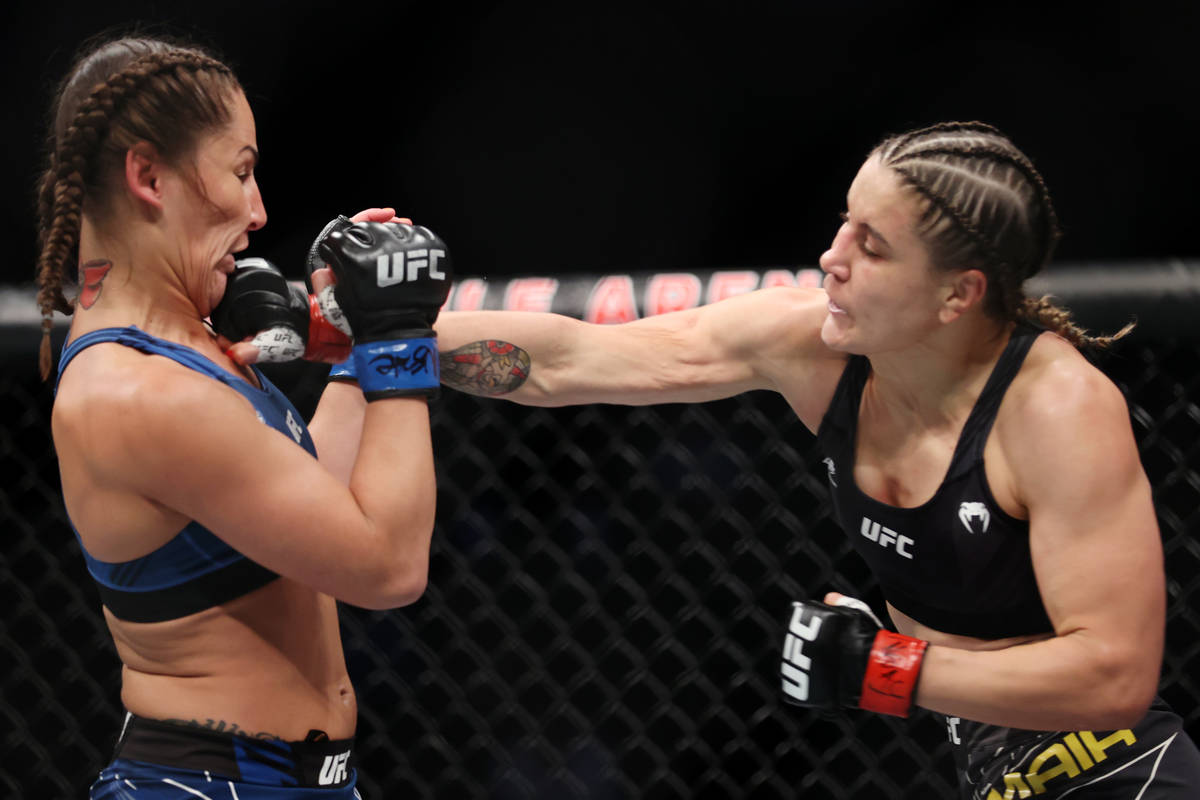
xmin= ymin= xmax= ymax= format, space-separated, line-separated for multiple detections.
xmin=55 ymin=326 xmax=318 ymax=623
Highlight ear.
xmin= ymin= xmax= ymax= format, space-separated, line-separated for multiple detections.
xmin=124 ymin=142 xmax=165 ymax=211
xmin=938 ymin=268 xmax=988 ymax=324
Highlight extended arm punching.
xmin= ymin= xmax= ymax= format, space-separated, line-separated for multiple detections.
xmin=434 ymin=287 xmax=838 ymax=414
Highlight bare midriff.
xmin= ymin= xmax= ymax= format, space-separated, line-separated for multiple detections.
xmin=107 ymin=577 xmax=356 ymax=741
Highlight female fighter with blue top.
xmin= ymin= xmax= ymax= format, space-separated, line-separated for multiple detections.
xmin=36 ymin=34 xmax=450 ymax=797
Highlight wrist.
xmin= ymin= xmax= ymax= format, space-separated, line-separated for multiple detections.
xmin=857 ymin=631 xmax=928 ymax=717
xmin=328 ymin=354 xmax=357 ymax=383
xmin=305 ymin=293 xmax=353 ymax=362
xmin=353 ymin=334 xmax=439 ymax=400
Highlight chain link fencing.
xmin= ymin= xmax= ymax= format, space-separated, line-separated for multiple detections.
xmin=2 ymin=263 xmax=1198 ymax=798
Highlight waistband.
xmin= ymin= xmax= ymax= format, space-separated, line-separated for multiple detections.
xmin=114 ymin=714 xmax=355 ymax=789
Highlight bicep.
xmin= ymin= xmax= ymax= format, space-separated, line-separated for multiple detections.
xmin=1019 ymin=383 xmax=1164 ymax=651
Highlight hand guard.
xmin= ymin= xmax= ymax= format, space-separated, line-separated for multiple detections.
xmin=316 ymin=221 xmax=452 ymax=400
xmin=210 ymin=257 xmax=351 ymax=364
xmin=780 ymin=595 xmax=927 ymax=718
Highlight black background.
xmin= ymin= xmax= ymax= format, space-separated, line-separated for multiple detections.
xmin=5 ymin=0 xmax=1200 ymax=286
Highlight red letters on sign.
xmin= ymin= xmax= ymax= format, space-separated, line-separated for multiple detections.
xmin=449 ymin=278 xmax=488 ymax=311
xmin=504 ymin=278 xmax=560 ymax=312
xmin=706 ymin=271 xmax=759 ymax=304
xmin=645 ymin=273 xmax=703 ymax=317
xmin=585 ymin=276 xmax=638 ymax=324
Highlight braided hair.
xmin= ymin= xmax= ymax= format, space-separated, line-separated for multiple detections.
xmin=872 ymin=122 xmax=1131 ymax=349
xmin=34 ymin=36 xmax=242 ymax=379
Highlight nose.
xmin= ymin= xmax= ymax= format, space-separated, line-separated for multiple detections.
xmin=247 ymin=178 xmax=267 ymax=231
xmin=819 ymin=223 xmax=852 ymax=281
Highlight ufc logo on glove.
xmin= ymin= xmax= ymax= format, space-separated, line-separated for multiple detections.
xmin=377 ymin=250 xmax=446 ymax=287
xmin=779 ymin=597 xmax=928 ymax=718
xmin=781 ymin=605 xmax=822 ymax=701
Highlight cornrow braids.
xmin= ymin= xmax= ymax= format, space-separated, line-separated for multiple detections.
xmin=34 ymin=37 xmax=240 ymax=379
xmin=872 ymin=121 xmax=1129 ymax=350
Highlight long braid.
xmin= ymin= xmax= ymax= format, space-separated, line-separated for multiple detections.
xmin=873 ymin=122 xmax=1128 ymax=350
xmin=34 ymin=44 xmax=236 ymax=379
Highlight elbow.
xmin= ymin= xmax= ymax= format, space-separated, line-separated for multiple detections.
xmin=1102 ymin=678 xmax=1156 ymax=730
xmin=382 ymin=568 xmax=429 ymax=609
xmin=352 ymin=515 xmax=435 ymax=610
xmin=1087 ymin=647 xmax=1158 ymax=729
xmin=357 ymin=561 xmax=429 ymax=610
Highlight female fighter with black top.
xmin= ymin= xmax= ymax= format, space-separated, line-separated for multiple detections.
xmin=430 ymin=122 xmax=1200 ymax=797
xmin=37 ymin=34 xmax=450 ymax=797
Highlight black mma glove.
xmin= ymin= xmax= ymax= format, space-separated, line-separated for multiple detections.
xmin=316 ymin=221 xmax=452 ymax=400
xmin=781 ymin=595 xmax=928 ymax=718
xmin=210 ymin=257 xmax=352 ymax=364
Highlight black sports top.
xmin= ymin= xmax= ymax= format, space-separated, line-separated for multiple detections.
xmin=56 ymin=326 xmax=318 ymax=623
xmin=815 ymin=324 xmax=1053 ymax=639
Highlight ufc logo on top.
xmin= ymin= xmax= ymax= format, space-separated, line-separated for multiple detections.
xmin=376 ymin=249 xmax=446 ymax=287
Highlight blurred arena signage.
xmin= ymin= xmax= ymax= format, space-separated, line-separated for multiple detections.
xmin=442 ymin=268 xmax=826 ymax=322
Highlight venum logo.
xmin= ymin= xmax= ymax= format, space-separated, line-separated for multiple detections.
xmin=958 ymin=502 xmax=990 ymax=534
xmin=822 ymin=457 xmax=837 ymax=488
xmin=860 ymin=517 xmax=914 ymax=559
xmin=376 ymin=249 xmax=446 ymax=287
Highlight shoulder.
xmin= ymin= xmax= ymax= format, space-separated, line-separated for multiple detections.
xmin=54 ymin=343 xmax=257 ymax=482
xmin=1003 ymin=332 xmax=1129 ymax=431
xmin=688 ymin=286 xmax=835 ymax=356
xmin=996 ymin=332 xmax=1139 ymax=499
xmin=698 ymin=287 xmax=847 ymax=426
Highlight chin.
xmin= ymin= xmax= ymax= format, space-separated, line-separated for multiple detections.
xmin=820 ymin=317 xmax=854 ymax=352
xmin=204 ymin=275 xmax=228 ymax=318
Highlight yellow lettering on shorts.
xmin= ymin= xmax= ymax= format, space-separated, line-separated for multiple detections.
xmin=986 ymin=773 xmax=1033 ymax=799
xmin=1062 ymin=733 xmax=1095 ymax=769
xmin=984 ymin=728 xmax=1137 ymax=797
xmin=1079 ymin=729 xmax=1137 ymax=763
xmin=1025 ymin=744 xmax=1081 ymax=793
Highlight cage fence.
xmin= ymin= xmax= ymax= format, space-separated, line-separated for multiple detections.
xmin=2 ymin=262 xmax=1198 ymax=799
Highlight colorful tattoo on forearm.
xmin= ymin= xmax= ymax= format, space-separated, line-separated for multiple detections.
xmin=440 ymin=340 xmax=531 ymax=396
xmin=78 ymin=260 xmax=113 ymax=309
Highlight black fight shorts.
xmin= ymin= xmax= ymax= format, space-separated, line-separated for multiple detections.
xmin=941 ymin=697 xmax=1200 ymax=799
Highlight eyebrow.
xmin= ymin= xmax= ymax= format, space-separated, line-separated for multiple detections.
xmin=844 ymin=210 xmax=893 ymax=251
xmin=863 ymin=222 xmax=891 ymax=250
xmin=240 ymin=145 xmax=260 ymax=166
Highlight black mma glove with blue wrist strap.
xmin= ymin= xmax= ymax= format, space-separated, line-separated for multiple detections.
xmin=317 ymin=221 xmax=451 ymax=400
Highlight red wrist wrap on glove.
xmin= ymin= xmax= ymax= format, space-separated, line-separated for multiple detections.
xmin=858 ymin=630 xmax=928 ymax=717
xmin=304 ymin=294 xmax=352 ymax=362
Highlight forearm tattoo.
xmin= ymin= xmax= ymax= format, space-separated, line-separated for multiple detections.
xmin=78 ymin=259 xmax=113 ymax=309
xmin=160 ymin=717 xmax=281 ymax=741
xmin=440 ymin=339 xmax=531 ymax=396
